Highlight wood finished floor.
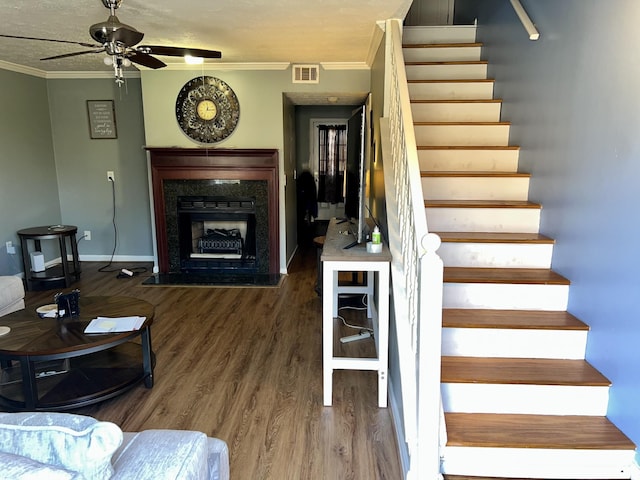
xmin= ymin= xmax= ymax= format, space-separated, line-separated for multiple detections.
xmin=20 ymin=247 xmax=402 ymax=480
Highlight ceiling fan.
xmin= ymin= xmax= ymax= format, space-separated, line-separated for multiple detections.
xmin=0 ymin=0 xmax=222 ymax=85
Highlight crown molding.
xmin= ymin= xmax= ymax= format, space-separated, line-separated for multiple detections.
xmin=320 ymin=62 xmax=370 ymax=71
xmin=0 ymin=60 xmax=46 ymax=78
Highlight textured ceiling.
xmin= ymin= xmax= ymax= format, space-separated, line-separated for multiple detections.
xmin=0 ymin=0 xmax=413 ymax=74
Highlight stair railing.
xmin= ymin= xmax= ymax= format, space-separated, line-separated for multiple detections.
xmin=381 ymin=18 xmax=444 ymax=480
xmin=509 ymin=0 xmax=540 ymax=40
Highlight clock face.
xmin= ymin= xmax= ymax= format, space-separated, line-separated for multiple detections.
xmin=175 ymin=76 xmax=240 ymax=143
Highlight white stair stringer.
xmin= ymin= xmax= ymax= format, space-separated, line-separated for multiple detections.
xmin=403 ymin=25 xmax=637 ymax=479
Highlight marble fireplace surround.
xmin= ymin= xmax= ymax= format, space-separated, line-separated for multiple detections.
xmin=147 ymin=148 xmax=280 ymax=275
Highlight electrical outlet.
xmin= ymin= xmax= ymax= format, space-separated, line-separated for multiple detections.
xmin=84 ymin=230 xmax=91 ymax=241
xmin=107 ymin=171 xmax=115 ymax=182
xmin=6 ymin=241 xmax=15 ymax=255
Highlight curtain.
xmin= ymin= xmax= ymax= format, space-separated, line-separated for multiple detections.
xmin=317 ymin=125 xmax=347 ymax=204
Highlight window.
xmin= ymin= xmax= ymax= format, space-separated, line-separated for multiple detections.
xmin=317 ymin=124 xmax=347 ymax=204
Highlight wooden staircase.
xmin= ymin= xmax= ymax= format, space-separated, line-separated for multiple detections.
xmin=403 ymin=26 xmax=637 ymax=479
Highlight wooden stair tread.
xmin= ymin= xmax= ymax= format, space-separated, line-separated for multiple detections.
xmin=425 ymin=200 xmax=541 ymax=209
xmin=414 ymin=121 xmax=510 ymax=126
xmin=418 ymin=145 xmax=519 ymax=150
xmin=411 ymin=99 xmax=502 ymax=104
xmin=406 ymin=60 xmax=488 ymax=66
xmin=435 ymin=232 xmax=553 ymax=244
xmin=442 ymin=309 xmax=587 ymax=330
xmin=408 ymin=78 xmax=494 ymax=84
xmin=441 ymin=357 xmax=610 ymax=386
xmin=444 ymin=476 xmax=623 ymax=480
xmin=421 ymin=171 xmax=530 ymax=178
xmin=444 ymin=267 xmax=570 ymax=285
xmin=445 ymin=413 xmax=636 ymax=450
xmin=403 ymin=42 xmax=483 ymax=48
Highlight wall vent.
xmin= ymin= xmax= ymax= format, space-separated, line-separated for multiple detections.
xmin=292 ymin=64 xmax=319 ymax=84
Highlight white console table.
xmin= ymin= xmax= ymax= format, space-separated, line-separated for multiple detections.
xmin=321 ymin=218 xmax=391 ymax=407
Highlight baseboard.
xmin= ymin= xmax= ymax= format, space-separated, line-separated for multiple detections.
xmin=388 ymin=377 xmax=410 ymax=480
xmin=78 ymin=255 xmax=155 ymax=262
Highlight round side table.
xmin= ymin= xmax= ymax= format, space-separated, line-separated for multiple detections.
xmin=17 ymin=225 xmax=81 ymax=291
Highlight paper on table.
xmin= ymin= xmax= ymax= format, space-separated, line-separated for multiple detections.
xmin=84 ymin=316 xmax=146 ymax=334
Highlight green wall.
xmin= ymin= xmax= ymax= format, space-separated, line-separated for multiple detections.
xmin=47 ymin=78 xmax=152 ymax=262
xmin=0 ymin=69 xmax=60 ymax=275
xmin=0 ymin=65 xmax=371 ymax=276
xmin=140 ymin=67 xmax=371 ymax=271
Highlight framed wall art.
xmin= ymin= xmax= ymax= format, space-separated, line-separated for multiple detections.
xmin=87 ymin=100 xmax=117 ymax=139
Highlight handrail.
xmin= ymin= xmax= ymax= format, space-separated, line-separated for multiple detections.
xmin=509 ymin=0 xmax=540 ymax=40
xmin=382 ymin=18 xmax=444 ymax=480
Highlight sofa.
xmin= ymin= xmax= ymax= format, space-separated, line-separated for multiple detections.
xmin=0 ymin=276 xmax=25 ymax=317
xmin=0 ymin=412 xmax=230 ymax=480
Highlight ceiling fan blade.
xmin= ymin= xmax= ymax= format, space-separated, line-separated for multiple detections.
xmin=0 ymin=34 xmax=100 ymax=49
xmin=41 ymin=49 xmax=105 ymax=61
xmin=127 ymin=52 xmax=166 ymax=69
xmin=137 ymin=45 xmax=222 ymax=59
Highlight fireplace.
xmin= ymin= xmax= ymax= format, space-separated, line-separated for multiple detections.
xmin=177 ymin=195 xmax=257 ymax=274
xmin=147 ymin=148 xmax=279 ymax=277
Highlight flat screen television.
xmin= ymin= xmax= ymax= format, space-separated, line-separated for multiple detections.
xmin=343 ymin=103 xmax=368 ymax=246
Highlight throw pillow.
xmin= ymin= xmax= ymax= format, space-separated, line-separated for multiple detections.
xmin=0 ymin=412 xmax=122 ymax=480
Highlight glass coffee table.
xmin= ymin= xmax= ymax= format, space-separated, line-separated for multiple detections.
xmin=0 ymin=296 xmax=154 ymax=411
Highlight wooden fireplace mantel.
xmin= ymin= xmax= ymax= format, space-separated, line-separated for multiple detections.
xmin=147 ymin=148 xmax=280 ymax=274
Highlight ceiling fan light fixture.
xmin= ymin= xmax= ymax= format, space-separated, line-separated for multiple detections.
xmin=184 ymin=55 xmax=204 ymax=65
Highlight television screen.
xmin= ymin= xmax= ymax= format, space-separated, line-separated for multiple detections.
xmin=344 ymin=104 xmax=367 ymax=244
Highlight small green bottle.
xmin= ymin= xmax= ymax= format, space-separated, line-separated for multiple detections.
xmin=372 ymin=226 xmax=381 ymax=244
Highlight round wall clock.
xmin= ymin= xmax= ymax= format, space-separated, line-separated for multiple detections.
xmin=175 ymin=76 xmax=240 ymax=143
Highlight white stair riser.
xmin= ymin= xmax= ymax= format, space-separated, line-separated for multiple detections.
xmin=442 ymin=327 xmax=587 ymax=359
xmin=406 ymin=63 xmax=487 ymax=80
xmin=415 ymin=124 xmax=510 ymax=146
xmin=408 ymin=81 xmax=494 ymax=100
xmin=426 ymin=207 xmax=541 ymax=233
xmin=418 ymin=148 xmax=519 ymax=172
xmin=422 ymin=176 xmax=529 ymax=201
xmin=442 ymin=383 xmax=609 ymax=416
xmin=411 ymin=102 xmax=501 ymax=122
xmin=441 ymin=446 xmax=636 ymax=479
xmin=443 ymin=283 xmax=569 ymax=310
xmin=438 ymin=242 xmax=552 ymax=268
xmin=403 ymin=46 xmax=481 ymax=63
xmin=403 ymin=26 xmax=477 ymax=45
